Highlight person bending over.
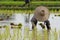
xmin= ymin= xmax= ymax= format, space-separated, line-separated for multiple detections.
xmin=31 ymin=6 xmax=51 ymax=31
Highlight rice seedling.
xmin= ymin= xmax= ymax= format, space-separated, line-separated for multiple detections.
xmin=0 ymin=34 xmax=2 ymax=40
xmin=17 ymin=28 xmax=22 ymax=40
xmin=53 ymin=28 xmax=58 ymax=40
xmin=37 ymin=30 xmax=43 ymax=40
xmin=4 ymin=25 xmax=10 ymax=40
xmin=59 ymin=10 xmax=60 ymax=12
xmin=10 ymin=23 xmax=22 ymax=40
xmin=0 ymin=22 xmax=59 ymax=40
xmin=0 ymin=26 xmax=10 ymax=40
xmin=42 ymin=29 xmax=48 ymax=40
xmin=0 ymin=9 xmax=59 ymax=14
xmin=28 ymin=31 xmax=33 ymax=40
xmin=11 ymin=28 xmax=18 ymax=40
xmin=24 ymin=26 xmax=30 ymax=40
xmin=0 ymin=27 xmax=3 ymax=40
xmin=18 ymin=23 xmax=22 ymax=29
xmin=31 ymin=27 xmax=37 ymax=40
xmin=18 ymin=23 xmax=22 ymax=40
xmin=29 ymin=26 xmax=59 ymax=40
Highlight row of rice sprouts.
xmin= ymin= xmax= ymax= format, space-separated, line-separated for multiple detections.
xmin=0 ymin=24 xmax=59 ymax=40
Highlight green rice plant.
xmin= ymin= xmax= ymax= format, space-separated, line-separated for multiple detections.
xmin=0 ymin=9 xmax=58 ymax=14
xmin=18 ymin=23 xmax=22 ymax=29
xmin=51 ymin=9 xmax=54 ymax=13
xmin=47 ymin=28 xmax=58 ymax=40
xmin=11 ymin=23 xmax=22 ymax=40
xmin=4 ymin=25 xmax=10 ymax=40
xmin=37 ymin=30 xmax=43 ymax=40
xmin=48 ymin=30 xmax=53 ymax=40
xmin=29 ymin=26 xmax=59 ymax=40
xmin=0 ymin=1 xmax=60 ymax=6
xmin=54 ymin=28 xmax=58 ymax=40
xmin=0 ymin=9 xmax=34 ymax=14
xmin=17 ymin=24 xmax=22 ymax=40
xmin=12 ymin=28 xmax=18 ymax=40
xmin=43 ymin=29 xmax=48 ymax=40
xmin=10 ymin=28 xmax=21 ymax=40
xmin=17 ymin=29 xmax=22 ymax=40
xmin=0 ymin=28 xmax=6 ymax=40
xmin=0 ymin=24 xmax=59 ymax=40
xmin=0 ymin=34 xmax=2 ymax=40
xmin=29 ymin=31 xmax=32 ymax=40
xmin=32 ymin=27 xmax=37 ymax=40
xmin=24 ymin=27 xmax=30 ymax=40
xmin=1 ymin=32 xmax=6 ymax=40
xmin=59 ymin=10 xmax=60 ymax=12
xmin=0 ymin=26 xmax=9 ymax=40
xmin=0 ymin=28 xmax=3 ymax=40
xmin=55 ymin=9 xmax=57 ymax=13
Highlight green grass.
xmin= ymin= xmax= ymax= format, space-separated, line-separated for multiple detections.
xmin=0 ymin=1 xmax=60 ymax=12
xmin=0 ymin=1 xmax=24 ymax=5
xmin=0 ymin=1 xmax=60 ymax=5
xmin=0 ymin=1 xmax=60 ymax=10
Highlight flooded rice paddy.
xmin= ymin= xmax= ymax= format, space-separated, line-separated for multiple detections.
xmin=0 ymin=13 xmax=60 ymax=40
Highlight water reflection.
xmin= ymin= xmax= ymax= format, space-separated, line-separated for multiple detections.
xmin=0 ymin=13 xmax=60 ymax=30
xmin=0 ymin=13 xmax=60 ymax=40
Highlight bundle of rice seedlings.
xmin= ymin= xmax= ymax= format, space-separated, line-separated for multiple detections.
xmin=18 ymin=23 xmax=22 ymax=29
xmin=10 ymin=23 xmax=22 ymax=40
xmin=17 ymin=24 xmax=22 ymax=40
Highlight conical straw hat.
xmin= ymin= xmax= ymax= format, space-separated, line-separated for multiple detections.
xmin=34 ymin=6 xmax=50 ymax=22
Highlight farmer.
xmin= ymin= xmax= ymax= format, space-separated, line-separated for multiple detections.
xmin=31 ymin=6 xmax=51 ymax=31
xmin=22 ymin=0 xmax=30 ymax=7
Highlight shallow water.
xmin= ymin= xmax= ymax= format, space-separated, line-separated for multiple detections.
xmin=0 ymin=13 xmax=60 ymax=30
xmin=0 ymin=13 xmax=60 ymax=40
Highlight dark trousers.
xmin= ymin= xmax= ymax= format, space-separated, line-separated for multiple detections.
xmin=44 ymin=20 xmax=51 ymax=30
xmin=32 ymin=19 xmax=51 ymax=30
